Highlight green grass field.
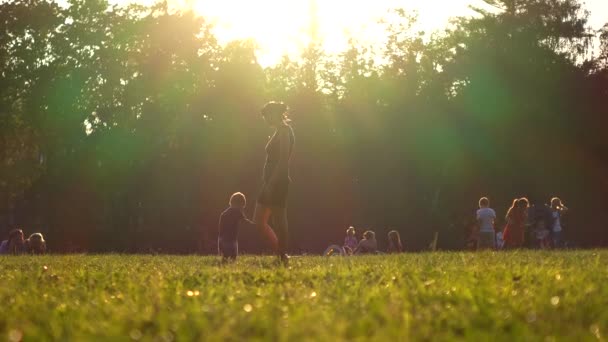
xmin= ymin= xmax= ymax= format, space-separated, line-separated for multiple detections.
xmin=1 ymin=251 xmax=606 ymax=341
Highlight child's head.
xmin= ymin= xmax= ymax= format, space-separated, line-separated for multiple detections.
xmin=363 ymin=230 xmax=375 ymax=240
xmin=551 ymin=197 xmax=562 ymax=209
xmin=517 ymin=197 xmax=529 ymax=209
xmin=479 ymin=197 xmax=490 ymax=208
xmin=8 ymin=229 xmax=24 ymax=244
xmin=27 ymin=233 xmax=46 ymax=254
xmin=346 ymin=226 xmax=355 ymax=237
xmin=7 ymin=229 xmax=24 ymax=254
xmin=229 ymin=192 xmax=246 ymax=208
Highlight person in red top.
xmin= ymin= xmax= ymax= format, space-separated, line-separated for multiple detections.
xmin=502 ymin=198 xmax=529 ymax=249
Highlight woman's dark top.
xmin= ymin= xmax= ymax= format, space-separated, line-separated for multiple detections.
xmin=263 ymin=124 xmax=295 ymax=183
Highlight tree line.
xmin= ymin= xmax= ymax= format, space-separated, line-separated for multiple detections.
xmin=1 ymin=0 xmax=607 ymax=252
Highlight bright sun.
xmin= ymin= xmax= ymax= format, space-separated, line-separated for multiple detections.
xmin=107 ymin=0 xmax=607 ymax=67
xmin=185 ymin=0 xmax=481 ymax=67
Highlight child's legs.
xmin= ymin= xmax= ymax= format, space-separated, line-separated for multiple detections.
xmin=478 ymin=232 xmax=495 ymax=250
xmin=553 ymin=231 xmax=562 ymax=248
xmin=254 ymin=203 xmax=278 ymax=252
xmin=218 ymin=239 xmax=238 ymax=259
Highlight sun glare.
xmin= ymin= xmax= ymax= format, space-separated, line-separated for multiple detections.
xmin=109 ymin=0 xmax=607 ymax=67
xmin=181 ymin=0 xmax=482 ymax=67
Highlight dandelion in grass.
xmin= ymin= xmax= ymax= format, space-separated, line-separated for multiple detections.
xmin=129 ymin=329 xmax=143 ymax=340
xmin=590 ymin=324 xmax=601 ymax=339
xmin=8 ymin=329 xmax=22 ymax=342
xmin=243 ymin=304 xmax=253 ymax=312
xmin=551 ymin=296 xmax=560 ymax=306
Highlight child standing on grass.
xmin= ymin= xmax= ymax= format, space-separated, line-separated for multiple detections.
xmin=476 ymin=197 xmax=497 ymax=249
xmin=550 ymin=197 xmax=567 ymax=248
xmin=535 ymin=219 xmax=551 ymax=249
xmin=218 ymin=192 xmax=254 ymax=261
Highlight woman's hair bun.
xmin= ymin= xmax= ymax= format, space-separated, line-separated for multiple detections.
xmin=262 ymin=101 xmax=288 ymax=117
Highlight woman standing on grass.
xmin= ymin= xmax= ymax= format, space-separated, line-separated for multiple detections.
xmin=254 ymin=101 xmax=295 ymax=265
xmin=502 ymin=198 xmax=529 ymax=249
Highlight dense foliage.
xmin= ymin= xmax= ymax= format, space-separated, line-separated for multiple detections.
xmin=1 ymin=0 xmax=607 ymax=252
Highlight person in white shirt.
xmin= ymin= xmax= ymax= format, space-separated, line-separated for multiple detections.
xmin=550 ymin=197 xmax=567 ymax=248
xmin=476 ymin=197 xmax=497 ymax=249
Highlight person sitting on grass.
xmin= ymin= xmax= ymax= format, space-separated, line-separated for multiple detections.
xmin=387 ymin=230 xmax=403 ymax=253
xmin=343 ymin=226 xmax=358 ymax=255
xmin=354 ymin=230 xmax=377 ymax=255
xmin=218 ymin=192 xmax=254 ymax=261
xmin=0 ymin=229 xmax=26 ymax=255
xmin=26 ymin=233 xmax=47 ymax=254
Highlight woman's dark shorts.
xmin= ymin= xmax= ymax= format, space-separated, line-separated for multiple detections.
xmin=257 ymin=180 xmax=289 ymax=208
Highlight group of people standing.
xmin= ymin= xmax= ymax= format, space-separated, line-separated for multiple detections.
xmin=473 ymin=196 xmax=567 ymax=250
xmin=0 ymin=229 xmax=47 ymax=255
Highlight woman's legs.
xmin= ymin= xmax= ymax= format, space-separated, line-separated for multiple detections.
xmin=254 ymin=203 xmax=278 ymax=252
xmin=271 ymin=205 xmax=288 ymax=257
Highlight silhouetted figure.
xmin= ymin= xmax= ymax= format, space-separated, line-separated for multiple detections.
xmin=503 ymin=198 xmax=529 ymax=249
xmin=527 ymin=197 xmax=553 ymax=248
xmin=534 ymin=219 xmax=551 ymax=249
xmin=254 ymin=101 xmax=294 ymax=265
xmin=550 ymin=197 xmax=568 ymax=248
xmin=0 ymin=229 xmax=26 ymax=255
xmin=464 ymin=214 xmax=480 ymax=251
xmin=26 ymin=233 xmax=47 ymax=254
xmin=476 ymin=197 xmax=497 ymax=250
xmin=218 ymin=193 xmax=254 ymax=261
xmin=387 ymin=230 xmax=403 ymax=253
xmin=343 ymin=226 xmax=358 ymax=254
xmin=354 ymin=230 xmax=378 ymax=255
